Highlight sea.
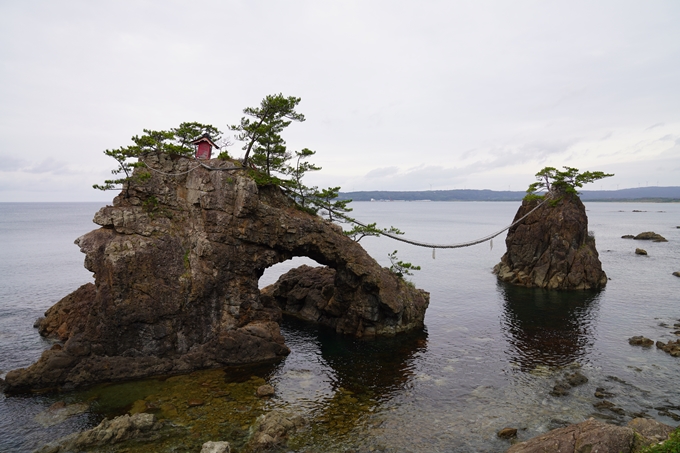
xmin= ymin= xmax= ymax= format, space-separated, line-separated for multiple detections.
xmin=0 ymin=201 xmax=678 ymax=452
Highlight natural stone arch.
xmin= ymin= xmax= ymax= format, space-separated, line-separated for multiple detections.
xmin=4 ymin=154 xmax=429 ymax=392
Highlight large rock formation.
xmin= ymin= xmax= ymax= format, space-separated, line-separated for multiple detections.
xmin=494 ymin=191 xmax=607 ymax=290
xmin=5 ymin=153 xmax=429 ymax=392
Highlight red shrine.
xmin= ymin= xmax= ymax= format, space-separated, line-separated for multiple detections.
xmin=191 ymin=134 xmax=219 ymax=160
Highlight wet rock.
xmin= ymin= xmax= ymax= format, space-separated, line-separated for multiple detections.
xmin=656 ymin=340 xmax=680 ymax=358
xmin=201 ymin=441 xmax=231 ymax=453
xmin=506 ymin=418 xmax=635 ymax=453
xmin=634 ymin=231 xmax=668 ymax=242
xmin=566 ymin=371 xmax=588 ymax=387
xmin=550 ymin=382 xmax=572 ymax=397
xmin=635 ymin=248 xmax=648 ymax=255
xmin=673 ymin=271 xmax=680 ymax=277
xmin=594 ymin=387 xmax=615 ymax=399
xmin=494 ymin=190 xmax=607 ymax=290
xmin=35 ymin=413 xmax=164 ymax=453
xmin=256 ymin=384 xmax=275 ymax=397
xmin=628 ymin=336 xmax=654 ymax=347
xmin=497 ymin=427 xmax=518 ymax=439
xmin=594 ymin=400 xmax=625 ymax=415
xmin=242 ymin=411 xmax=305 ymax=452
xmin=628 ymin=418 xmax=675 ymax=449
xmin=4 ymin=154 xmax=429 ymax=393
xmin=621 ymin=234 xmax=635 ymax=239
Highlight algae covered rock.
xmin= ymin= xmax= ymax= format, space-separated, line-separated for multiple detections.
xmin=494 ymin=191 xmax=607 ymax=290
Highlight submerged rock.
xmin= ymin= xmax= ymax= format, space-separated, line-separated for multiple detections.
xmin=201 ymin=441 xmax=231 ymax=453
xmin=34 ymin=401 xmax=89 ymax=427
xmin=494 ymin=191 xmax=607 ymax=290
xmin=5 ymin=153 xmax=429 ymax=393
xmin=243 ymin=411 xmax=305 ymax=452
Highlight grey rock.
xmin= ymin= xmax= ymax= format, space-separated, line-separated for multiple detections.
xmin=243 ymin=411 xmax=305 ymax=452
xmin=201 ymin=441 xmax=231 ymax=453
xmin=34 ymin=413 xmax=163 ymax=453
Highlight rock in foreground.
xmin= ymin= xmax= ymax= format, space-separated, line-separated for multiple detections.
xmin=494 ymin=192 xmax=607 ymax=290
xmin=5 ymin=154 xmax=429 ymax=392
xmin=35 ymin=413 xmax=164 ymax=453
xmin=506 ymin=418 xmax=675 ymax=453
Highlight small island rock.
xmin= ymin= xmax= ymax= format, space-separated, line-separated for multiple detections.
xmin=494 ymin=191 xmax=607 ymax=290
xmin=628 ymin=336 xmax=654 ymax=347
xmin=634 ymin=231 xmax=668 ymax=242
xmin=635 ymin=248 xmax=648 ymax=255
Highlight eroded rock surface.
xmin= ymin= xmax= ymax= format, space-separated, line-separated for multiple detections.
xmin=5 ymin=154 xmax=429 ymax=392
xmin=261 ymin=264 xmax=428 ymax=336
xmin=35 ymin=413 xmax=165 ymax=453
xmin=494 ymin=191 xmax=607 ymax=290
xmin=506 ymin=418 xmax=676 ymax=453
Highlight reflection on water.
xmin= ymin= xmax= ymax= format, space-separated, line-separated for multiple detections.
xmin=499 ymin=282 xmax=601 ymax=370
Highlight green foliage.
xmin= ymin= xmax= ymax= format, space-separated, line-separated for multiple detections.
xmin=312 ymin=187 xmax=353 ymax=222
xmin=345 ymin=223 xmax=404 ymax=242
xmin=387 ymin=250 xmax=421 ymax=278
xmin=525 ymin=166 xmax=614 ymax=198
xmin=217 ymin=150 xmax=231 ymax=160
xmin=230 ymin=93 xmax=305 ymax=168
xmin=285 ymin=148 xmax=321 ymax=212
xmin=94 ymin=122 xmax=222 ymax=197
xmin=639 ymin=427 xmax=680 ymax=453
xmin=142 ymin=195 xmax=159 ymax=213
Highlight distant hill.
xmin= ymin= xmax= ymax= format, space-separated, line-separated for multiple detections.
xmin=338 ymin=186 xmax=680 ymax=202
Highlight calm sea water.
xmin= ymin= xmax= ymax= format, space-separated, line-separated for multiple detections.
xmin=0 ymin=201 xmax=678 ymax=452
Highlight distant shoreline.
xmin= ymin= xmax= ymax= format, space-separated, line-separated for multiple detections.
xmin=339 ymin=186 xmax=680 ymax=203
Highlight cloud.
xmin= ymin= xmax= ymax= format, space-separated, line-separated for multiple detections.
xmin=365 ymin=166 xmax=399 ymax=178
xmin=645 ymin=122 xmax=665 ymax=131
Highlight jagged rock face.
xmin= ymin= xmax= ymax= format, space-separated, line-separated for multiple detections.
xmin=5 ymin=153 xmax=429 ymax=392
xmin=494 ymin=192 xmax=607 ymax=290
xmin=261 ymin=264 xmax=428 ymax=336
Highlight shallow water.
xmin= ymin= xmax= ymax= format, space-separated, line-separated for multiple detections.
xmin=1 ymin=201 xmax=679 ymax=452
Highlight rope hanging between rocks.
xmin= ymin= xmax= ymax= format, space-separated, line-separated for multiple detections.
xmin=332 ymin=194 xmax=551 ymax=250
xmin=139 ymin=154 xmax=550 ymax=251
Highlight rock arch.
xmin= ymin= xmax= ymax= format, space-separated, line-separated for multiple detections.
xmin=4 ymin=154 xmax=429 ymax=392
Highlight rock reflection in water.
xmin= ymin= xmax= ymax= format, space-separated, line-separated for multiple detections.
xmin=278 ymin=317 xmax=428 ymax=450
xmin=498 ymin=282 xmax=601 ymax=371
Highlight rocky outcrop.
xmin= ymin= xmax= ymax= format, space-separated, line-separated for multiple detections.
xmin=506 ymin=418 xmax=676 ymax=453
xmin=35 ymin=413 xmax=165 ymax=453
xmin=494 ymin=191 xmax=607 ymax=290
xmin=261 ymin=264 xmax=428 ymax=336
xmin=36 ymin=283 xmax=95 ymax=341
xmin=5 ymin=153 xmax=429 ymax=392
xmin=635 ymin=248 xmax=648 ymax=255
xmin=634 ymin=231 xmax=668 ymax=242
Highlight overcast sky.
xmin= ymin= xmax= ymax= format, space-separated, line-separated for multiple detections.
xmin=1 ymin=0 xmax=679 ymax=201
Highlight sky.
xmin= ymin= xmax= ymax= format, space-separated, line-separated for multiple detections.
xmin=1 ymin=0 xmax=679 ymax=202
